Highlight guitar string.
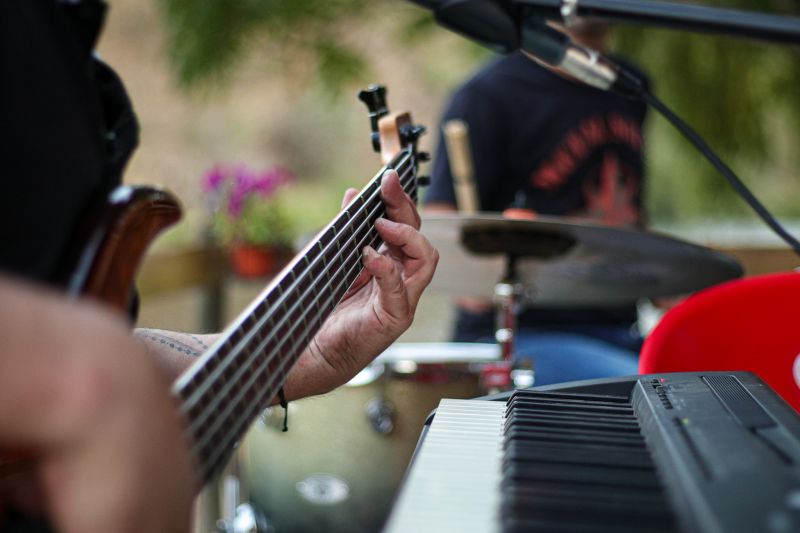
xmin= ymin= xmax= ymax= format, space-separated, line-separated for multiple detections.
xmin=179 ymin=152 xmax=413 ymax=418
xmin=195 ymin=165 xmax=417 ymax=477
xmin=191 ymin=163 xmax=416 ymax=473
xmin=182 ymin=156 xmax=417 ymax=475
xmin=177 ymin=151 xmax=413 ymax=412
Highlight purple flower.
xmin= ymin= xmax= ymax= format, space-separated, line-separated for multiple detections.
xmin=227 ymin=186 xmax=246 ymax=217
xmin=201 ymin=165 xmax=226 ymax=193
xmin=203 ymin=162 xmax=294 ymax=219
xmin=254 ymin=170 xmax=278 ymax=197
xmin=232 ymin=165 xmax=255 ymax=194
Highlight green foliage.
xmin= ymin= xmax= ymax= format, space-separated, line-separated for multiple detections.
xmin=158 ymin=0 xmax=800 ymax=222
xmin=612 ymin=0 xmax=800 ymax=220
xmin=157 ymin=0 xmax=372 ymax=89
xmin=614 ymin=1 xmax=800 ymax=160
xmin=312 ymin=39 xmax=370 ymax=97
xmin=202 ymin=164 xmax=297 ymax=247
xmin=211 ymin=195 xmax=296 ymax=248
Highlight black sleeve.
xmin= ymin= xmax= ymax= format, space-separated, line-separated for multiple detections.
xmin=0 ymin=0 xmax=107 ymax=282
xmin=0 ymin=0 xmax=138 ymax=285
xmin=425 ymin=81 xmax=507 ymax=208
xmin=425 ymin=115 xmax=458 ymax=206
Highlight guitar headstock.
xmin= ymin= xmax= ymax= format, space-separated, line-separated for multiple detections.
xmin=358 ymin=84 xmax=430 ymax=173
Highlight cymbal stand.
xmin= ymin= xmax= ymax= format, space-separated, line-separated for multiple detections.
xmin=481 ymin=255 xmax=535 ymax=392
xmin=494 ymin=258 xmax=521 ymax=363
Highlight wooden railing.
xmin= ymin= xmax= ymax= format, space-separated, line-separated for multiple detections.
xmin=135 ymin=244 xmax=798 ymax=332
xmin=714 ymin=246 xmax=799 ymax=276
xmin=137 ymin=247 xmax=227 ymax=332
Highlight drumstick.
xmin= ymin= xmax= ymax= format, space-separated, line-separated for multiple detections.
xmin=443 ymin=120 xmax=480 ymax=214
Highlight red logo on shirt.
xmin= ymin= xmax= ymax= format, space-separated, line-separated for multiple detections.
xmin=530 ymin=113 xmax=642 ymax=226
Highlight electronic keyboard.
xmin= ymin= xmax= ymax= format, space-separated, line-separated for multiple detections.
xmin=384 ymin=372 xmax=800 ymax=533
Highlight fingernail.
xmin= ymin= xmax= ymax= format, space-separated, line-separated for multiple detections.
xmin=380 ymin=171 xmax=399 ymax=190
xmin=375 ymin=217 xmax=398 ymax=229
xmin=362 ymin=246 xmax=378 ymax=260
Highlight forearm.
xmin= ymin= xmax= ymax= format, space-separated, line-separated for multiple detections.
xmin=133 ymin=329 xmax=216 ymax=381
xmin=281 ymin=339 xmax=341 ymax=402
xmin=133 ymin=328 xmax=328 ymax=403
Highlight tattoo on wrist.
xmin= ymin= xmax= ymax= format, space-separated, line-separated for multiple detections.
xmin=136 ymin=329 xmax=203 ymax=357
xmin=188 ymin=334 xmax=209 ymax=351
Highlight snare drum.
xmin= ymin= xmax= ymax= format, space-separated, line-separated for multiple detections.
xmin=241 ymin=342 xmax=499 ymax=532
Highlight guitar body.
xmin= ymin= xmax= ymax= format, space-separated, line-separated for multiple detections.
xmin=0 ymin=185 xmax=182 ymax=527
xmin=54 ymin=185 xmax=182 ymax=312
xmin=1 ymin=84 xmax=424 ymax=531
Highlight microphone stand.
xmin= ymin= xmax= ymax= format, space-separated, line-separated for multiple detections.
xmin=407 ymin=0 xmax=800 ymax=255
xmin=513 ymin=0 xmax=800 ymax=44
xmin=516 ymin=7 xmax=800 ymax=257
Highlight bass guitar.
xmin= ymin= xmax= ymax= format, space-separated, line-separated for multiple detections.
xmin=173 ymin=84 xmax=428 ymax=482
xmin=0 ymin=84 xmax=427 ymax=526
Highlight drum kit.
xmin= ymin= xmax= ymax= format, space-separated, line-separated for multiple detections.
xmin=200 ymin=214 xmax=743 ymax=533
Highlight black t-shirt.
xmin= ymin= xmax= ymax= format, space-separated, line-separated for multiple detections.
xmin=428 ymin=50 xmax=648 ymax=219
xmin=426 ymin=51 xmax=649 ymax=333
xmin=0 ymin=0 xmax=137 ymax=284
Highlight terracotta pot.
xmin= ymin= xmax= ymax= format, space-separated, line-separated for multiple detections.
xmin=229 ymin=245 xmax=279 ymax=279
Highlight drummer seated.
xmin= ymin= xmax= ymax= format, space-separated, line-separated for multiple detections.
xmin=424 ymin=19 xmax=651 ymax=385
xmin=427 ymin=205 xmax=641 ymax=387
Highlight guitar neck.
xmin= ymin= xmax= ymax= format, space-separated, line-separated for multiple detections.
xmin=172 ymin=149 xmax=417 ymax=482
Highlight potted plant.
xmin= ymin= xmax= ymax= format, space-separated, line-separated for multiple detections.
xmin=202 ymin=164 xmax=296 ymax=278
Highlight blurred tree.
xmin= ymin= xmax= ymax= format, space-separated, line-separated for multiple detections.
xmin=612 ymin=0 xmax=800 ymax=219
xmin=158 ymin=0 xmax=800 ymax=221
xmin=158 ymin=0 xmax=371 ymax=91
xmin=157 ymin=0 xmax=483 ymax=90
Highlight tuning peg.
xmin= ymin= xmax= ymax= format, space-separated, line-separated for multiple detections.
xmin=417 ymin=151 xmax=431 ymax=163
xmin=358 ymin=85 xmax=387 ymax=114
xmin=401 ymin=124 xmax=427 ymax=144
xmin=417 ymin=176 xmax=431 ymax=187
xmin=358 ymin=85 xmax=389 ymax=153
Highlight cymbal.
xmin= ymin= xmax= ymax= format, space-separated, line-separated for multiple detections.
xmin=421 ymin=214 xmax=743 ymax=306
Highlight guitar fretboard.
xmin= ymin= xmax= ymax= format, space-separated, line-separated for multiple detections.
xmin=172 ymin=149 xmax=417 ymax=481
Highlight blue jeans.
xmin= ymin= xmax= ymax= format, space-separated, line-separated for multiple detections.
xmin=452 ymin=311 xmax=641 ymax=386
xmin=511 ymin=329 xmax=640 ymax=386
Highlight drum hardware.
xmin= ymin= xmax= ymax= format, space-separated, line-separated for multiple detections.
xmin=205 ymin=454 xmax=272 ymax=533
xmin=390 ymin=360 xmax=418 ymax=374
xmin=240 ymin=342 xmax=500 ymax=533
xmin=376 ymin=342 xmax=500 ymax=364
xmin=422 ymin=214 xmax=744 ymax=305
xmin=479 ymin=361 xmax=513 ymax=392
xmin=345 ymin=361 xmax=384 ymax=385
xmin=215 ymin=502 xmax=270 ymax=533
xmin=424 ymin=213 xmax=744 ymax=392
xmin=493 ymin=278 xmax=522 ymax=361
xmin=295 ymin=473 xmax=351 ymax=505
xmin=510 ymin=359 xmax=535 ymax=389
xmin=489 ymin=255 xmax=536 ymax=391
xmin=365 ymin=396 xmax=396 ymax=435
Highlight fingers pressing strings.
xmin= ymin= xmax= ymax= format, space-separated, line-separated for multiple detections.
xmin=362 ymin=246 xmax=411 ymax=325
xmin=374 ymin=217 xmax=439 ymax=301
xmin=381 ymin=170 xmax=421 ymax=230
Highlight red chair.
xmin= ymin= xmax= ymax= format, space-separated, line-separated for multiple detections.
xmin=640 ymin=271 xmax=800 ymax=412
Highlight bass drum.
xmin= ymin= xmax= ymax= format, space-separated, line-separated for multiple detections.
xmin=241 ymin=342 xmax=499 ymax=533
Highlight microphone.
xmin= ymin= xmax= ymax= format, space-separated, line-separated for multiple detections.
xmin=406 ymin=1 xmax=645 ymax=96
xmin=405 ymin=0 xmax=800 ymax=256
xmin=520 ymin=18 xmax=646 ymax=97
